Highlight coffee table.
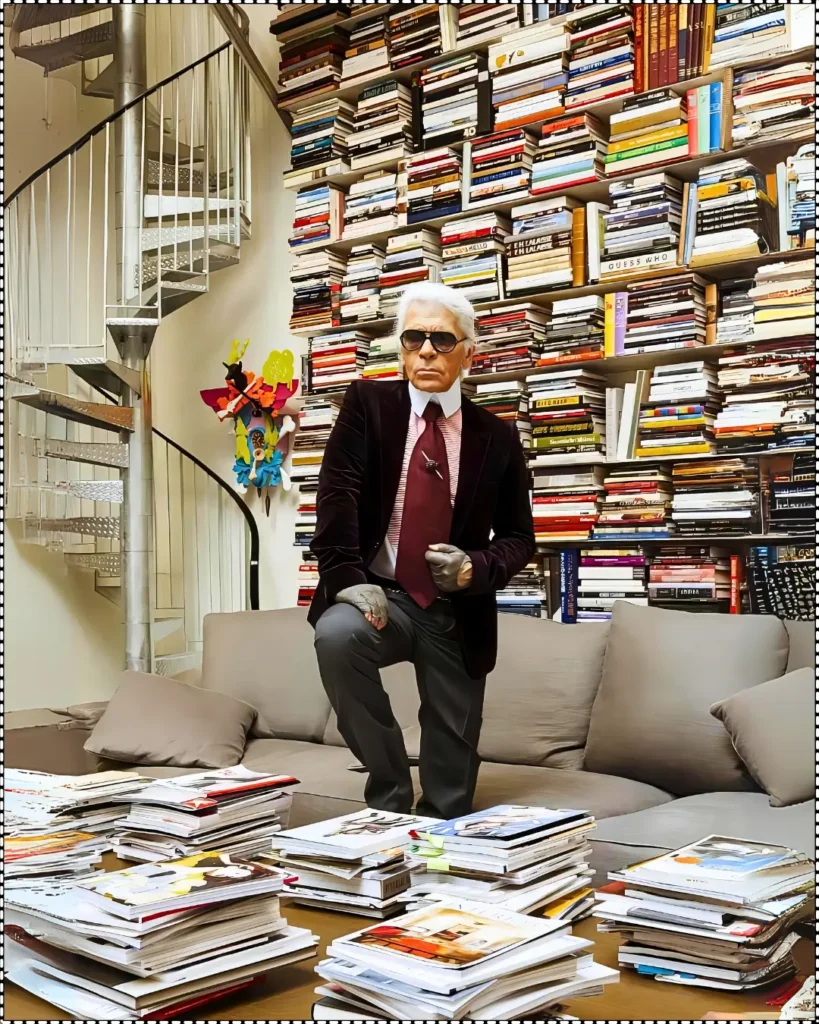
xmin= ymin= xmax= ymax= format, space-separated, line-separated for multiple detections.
xmin=7 ymin=902 xmax=813 ymax=1020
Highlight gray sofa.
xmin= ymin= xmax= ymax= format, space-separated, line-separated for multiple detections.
xmin=27 ymin=600 xmax=810 ymax=881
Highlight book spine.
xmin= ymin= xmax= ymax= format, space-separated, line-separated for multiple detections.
xmin=668 ymin=6 xmax=679 ymax=86
xmin=477 ymin=56 xmax=495 ymax=136
xmin=697 ymin=85 xmax=710 ymax=157
xmin=709 ymin=81 xmax=722 ymax=153
xmin=604 ymin=293 xmax=616 ymax=357
xmin=686 ymin=88 xmax=699 ymax=157
xmin=678 ymin=4 xmax=689 ymax=81
xmin=560 ymin=549 xmax=579 ymax=624
xmin=730 ymin=554 xmax=743 ymax=614
xmin=705 ymin=282 xmax=718 ymax=345
xmin=648 ymin=7 xmax=660 ymax=89
xmin=658 ymin=5 xmax=669 ymax=87
xmin=633 ymin=5 xmax=645 ymax=95
xmin=614 ymin=292 xmax=628 ymax=354
xmin=571 ymin=207 xmax=587 ymax=287
xmin=691 ymin=6 xmax=704 ymax=75
xmin=702 ymin=3 xmax=716 ymax=73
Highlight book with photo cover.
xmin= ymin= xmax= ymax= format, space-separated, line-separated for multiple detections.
xmin=123 ymin=766 xmax=299 ymax=811
xmin=276 ymin=809 xmax=439 ymax=859
xmin=413 ymin=805 xmax=590 ymax=847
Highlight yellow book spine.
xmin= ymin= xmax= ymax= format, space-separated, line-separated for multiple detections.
xmin=696 ymin=177 xmax=757 ymax=200
xmin=635 ymin=444 xmax=713 ymax=458
xmin=607 ymin=124 xmax=689 ymax=155
xmin=702 ymin=5 xmax=716 ymax=74
xmin=604 ymin=293 xmax=616 ymax=357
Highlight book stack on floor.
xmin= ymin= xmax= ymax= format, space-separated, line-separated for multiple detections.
xmin=769 ymin=452 xmax=815 ymax=538
xmin=362 ymin=337 xmax=401 ymax=382
xmin=671 ymin=457 xmax=760 ymax=538
xmin=538 ymin=296 xmax=605 ymax=367
xmin=647 ymin=546 xmax=731 ymax=611
xmin=440 ymin=214 xmax=509 ymax=303
xmin=456 ymin=3 xmax=520 ymax=44
xmin=340 ymin=244 xmax=384 ymax=323
xmin=593 ymin=468 xmax=674 ymax=543
xmin=747 ymin=544 xmax=815 ymax=619
xmin=710 ymin=3 xmax=812 ymax=71
xmin=527 ymin=369 xmax=607 ymax=470
xmin=564 ymin=5 xmax=634 ymax=111
xmin=534 ymin=467 xmax=604 ymax=554
xmin=498 ymin=560 xmax=548 ymax=618
xmin=472 ymin=303 xmax=550 ymax=374
xmin=487 ymin=21 xmax=569 ymax=131
xmin=469 ymin=130 xmax=539 ymax=208
xmin=405 ymin=148 xmax=462 ymax=225
xmin=747 ymin=258 xmax=815 ymax=341
xmin=471 ymin=381 xmax=530 ymax=447
xmin=343 ymin=171 xmax=406 ymax=241
xmin=111 ymin=767 xmax=298 ymax=864
xmin=506 ymin=196 xmax=578 ymax=296
xmin=388 ymin=4 xmax=447 ymax=72
xmin=606 ymin=90 xmax=690 ymax=177
xmin=714 ymin=339 xmax=815 ymax=455
xmin=297 ymin=553 xmax=320 ymax=607
xmin=278 ymin=23 xmax=348 ymax=105
xmin=285 ymin=99 xmax=355 ymax=189
xmin=601 ymin=173 xmax=683 ymax=280
xmin=290 ymin=250 xmax=346 ymax=332
xmin=533 ymin=111 xmax=607 ymax=194
xmin=620 ymin=273 xmax=708 ymax=357
xmin=417 ymin=54 xmax=485 ymax=150
xmin=341 ymin=9 xmax=390 ymax=87
xmin=778 ymin=143 xmax=816 ymax=251
xmin=270 ymin=809 xmax=438 ymax=918
xmin=292 ymin=396 xmax=337 ymax=545
xmin=290 ymin=185 xmax=344 ymax=251
xmin=6 ymin=852 xmax=316 ymax=1019
xmin=560 ymin=548 xmax=648 ymax=622
xmin=595 ymin=834 xmax=814 ymax=992
xmin=635 ymin=362 xmax=719 ymax=459
xmin=348 ymin=82 xmax=413 ymax=171
xmin=307 ymin=330 xmax=370 ymax=395
xmin=404 ymin=807 xmax=597 ymax=919
xmin=313 ymin=893 xmax=617 ymax=1021
xmin=689 ymin=158 xmax=777 ymax=268
xmin=732 ymin=61 xmax=816 ymax=148
xmin=378 ymin=229 xmax=442 ymax=319
xmin=716 ymin=278 xmax=755 ymax=344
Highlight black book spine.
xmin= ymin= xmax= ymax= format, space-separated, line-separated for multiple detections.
xmin=411 ymin=70 xmax=424 ymax=152
xmin=478 ymin=55 xmax=495 ymax=137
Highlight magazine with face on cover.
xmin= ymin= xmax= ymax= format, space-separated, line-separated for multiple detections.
xmin=277 ymin=809 xmax=439 ymax=859
xmin=414 ymin=806 xmax=591 ymax=846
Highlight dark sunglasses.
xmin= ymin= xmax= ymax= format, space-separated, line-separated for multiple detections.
xmin=400 ymin=329 xmax=465 ymax=355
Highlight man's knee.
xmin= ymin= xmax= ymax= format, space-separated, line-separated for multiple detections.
xmin=314 ymin=602 xmax=373 ymax=660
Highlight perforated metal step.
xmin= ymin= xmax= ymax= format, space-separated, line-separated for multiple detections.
xmin=13 ymin=388 xmax=133 ymax=432
xmin=36 ymin=439 xmax=129 ymax=469
xmin=39 ymin=517 xmax=120 ymax=539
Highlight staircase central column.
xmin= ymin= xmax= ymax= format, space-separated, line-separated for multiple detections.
xmin=114 ymin=7 xmax=154 ymax=673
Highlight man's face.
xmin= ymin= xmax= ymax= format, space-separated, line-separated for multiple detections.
xmin=400 ymin=301 xmax=473 ymax=393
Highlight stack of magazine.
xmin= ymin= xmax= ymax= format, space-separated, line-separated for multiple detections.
xmin=312 ymin=896 xmax=617 ymax=1019
xmin=402 ymin=806 xmax=597 ymax=919
xmin=6 ymin=852 xmax=317 ymax=1019
xmin=110 ymin=766 xmax=299 ymax=863
xmin=269 ymin=809 xmax=438 ymax=917
xmin=6 ymin=831 xmax=112 ymax=887
xmin=595 ymin=835 xmax=814 ymax=991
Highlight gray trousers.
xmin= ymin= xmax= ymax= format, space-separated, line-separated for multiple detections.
xmin=314 ymin=591 xmax=486 ymax=820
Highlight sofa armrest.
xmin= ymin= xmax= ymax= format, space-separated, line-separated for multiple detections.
xmin=6 ymin=709 xmax=99 ymax=775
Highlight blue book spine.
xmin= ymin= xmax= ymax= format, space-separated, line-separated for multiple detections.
xmin=709 ymin=82 xmax=722 ymax=153
xmin=560 ymin=550 xmax=579 ymax=624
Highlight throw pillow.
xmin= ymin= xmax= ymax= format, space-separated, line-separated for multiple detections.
xmin=85 ymin=671 xmax=257 ymax=768
xmin=710 ymin=667 xmax=814 ymax=807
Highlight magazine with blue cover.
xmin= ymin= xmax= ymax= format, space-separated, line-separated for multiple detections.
xmin=415 ymin=806 xmax=589 ymax=846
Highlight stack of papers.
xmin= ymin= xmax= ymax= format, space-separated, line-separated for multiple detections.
xmin=404 ymin=805 xmax=597 ymax=919
xmin=6 ymin=832 xmax=111 ymax=886
xmin=270 ymin=809 xmax=439 ymax=917
xmin=6 ymin=852 xmax=317 ymax=1019
xmin=595 ymin=834 xmax=814 ymax=992
xmin=111 ymin=766 xmax=299 ymax=863
xmin=313 ymin=897 xmax=617 ymax=1018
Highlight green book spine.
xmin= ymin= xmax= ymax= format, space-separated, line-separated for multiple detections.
xmin=605 ymin=136 xmax=689 ymax=165
xmin=532 ymin=434 xmax=604 ymax=449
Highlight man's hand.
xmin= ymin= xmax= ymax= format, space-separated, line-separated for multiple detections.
xmin=426 ymin=544 xmax=473 ymax=592
xmin=336 ymin=583 xmax=390 ymax=630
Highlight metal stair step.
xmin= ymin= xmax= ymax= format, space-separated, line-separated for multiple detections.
xmin=153 ymin=651 xmax=203 ymax=677
xmin=12 ymin=20 xmax=114 ymax=73
xmin=39 ymin=517 xmax=120 ymax=539
xmin=145 ymin=159 xmax=232 ymax=195
xmin=63 ymin=480 xmax=124 ymax=504
xmin=140 ymin=224 xmax=243 ymax=253
xmin=105 ymin=317 xmax=160 ymax=351
xmin=69 ymin=359 xmax=142 ymax=399
xmin=144 ymin=196 xmax=236 ymax=219
xmin=35 ymin=439 xmax=129 ymax=469
xmin=13 ymin=7 xmax=101 ymax=32
xmin=82 ymin=60 xmax=116 ymax=100
xmin=95 ymin=576 xmax=122 ymax=606
xmin=153 ymin=617 xmax=185 ymax=642
xmin=65 ymin=552 xmax=122 ymax=574
xmin=140 ymin=251 xmax=239 ymax=288
xmin=13 ymin=388 xmax=133 ymax=433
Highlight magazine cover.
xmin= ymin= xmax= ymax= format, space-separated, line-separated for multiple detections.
xmin=625 ymin=836 xmax=804 ymax=880
xmin=132 ymin=767 xmax=300 ymax=812
xmin=415 ymin=806 xmax=588 ymax=841
xmin=279 ymin=809 xmax=438 ymax=852
xmin=5 ymin=832 xmax=101 ymax=862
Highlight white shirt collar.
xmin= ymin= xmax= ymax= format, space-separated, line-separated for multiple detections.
xmin=408 ymin=377 xmax=462 ymax=420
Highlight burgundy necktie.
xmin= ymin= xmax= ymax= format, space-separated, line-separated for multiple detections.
xmin=395 ymin=404 xmax=453 ymax=608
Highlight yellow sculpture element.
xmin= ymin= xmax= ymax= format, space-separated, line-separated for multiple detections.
xmin=235 ymin=417 xmax=250 ymax=463
xmin=227 ymin=338 xmax=251 ymax=366
xmin=262 ymin=348 xmax=295 ymax=386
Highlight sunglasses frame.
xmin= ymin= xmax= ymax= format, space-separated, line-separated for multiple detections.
xmin=399 ymin=329 xmax=465 ymax=355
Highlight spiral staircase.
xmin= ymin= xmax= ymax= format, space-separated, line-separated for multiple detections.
xmin=5 ymin=6 xmax=278 ymax=675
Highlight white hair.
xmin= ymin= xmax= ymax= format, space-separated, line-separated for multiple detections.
xmin=395 ymin=281 xmax=477 ymax=353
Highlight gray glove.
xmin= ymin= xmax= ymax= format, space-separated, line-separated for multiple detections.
xmin=425 ymin=544 xmax=473 ymax=592
xmin=336 ymin=583 xmax=389 ymax=630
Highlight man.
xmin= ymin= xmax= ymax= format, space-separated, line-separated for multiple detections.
xmin=308 ymin=281 xmax=535 ymax=820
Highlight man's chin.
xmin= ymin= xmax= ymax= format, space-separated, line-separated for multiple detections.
xmin=411 ymin=374 xmax=450 ymax=393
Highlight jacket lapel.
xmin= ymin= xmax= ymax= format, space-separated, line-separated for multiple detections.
xmin=451 ymin=397 xmax=492 ymax=543
xmin=378 ymin=380 xmax=411 ymax=534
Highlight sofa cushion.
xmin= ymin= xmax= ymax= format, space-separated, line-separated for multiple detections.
xmin=201 ymin=609 xmax=332 ymax=743
xmin=784 ymin=619 xmax=815 ymax=673
xmin=711 ymin=668 xmax=814 ymax=808
xmin=85 ymin=671 xmax=256 ymax=769
xmin=322 ymin=662 xmax=420 ymax=746
xmin=590 ymin=791 xmax=816 ymax=879
xmin=584 ymin=603 xmax=789 ymax=796
xmin=472 ymin=762 xmax=672 ymax=822
xmin=479 ymin=617 xmax=609 ymax=769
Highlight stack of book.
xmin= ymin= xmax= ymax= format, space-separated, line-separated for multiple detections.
xmin=404 ymin=806 xmax=597 ymax=918
xmin=606 ymin=90 xmax=690 ymax=177
xmin=313 ymin=895 xmax=617 ymax=1020
xmin=769 ymin=452 xmax=815 ymax=538
xmin=5 ymin=831 xmax=111 ymax=887
xmin=564 ymin=5 xmax=634 ymax=111
xmin=690 ymin=158 xmax=776 ymax=267
xmin=286 ymin=99 xmax=354 ymax=188
xmin=343 ymin=171 xmax=406 ymax=240
xmin=716 ymin=278 xmax=755 ymax=344
xmin=710 ymin=3 xmax=812 ymax=71
xmin=635 ymin=363 xmax=719 ymax=459
xmin=733 ymin=61 xmax=816 ymax=148
xmin=290 ymin=251 xmax=346 ymax=333
xmin=348 ymin=82 xmax=413 ymax=170
xmin=270 ymin=4 xmax=351 ymax=43
xmin=778 ymin=143 xmax=816 ymax=251
xmin=620 ymin=274 xmax=708 ymax=356
xmin=278 ymin=23 xmax=348 ymax=105
xmin=715 ymin=338 xmax=816 ymax=455
xmin=601 ymin=173 xmax=683 ymax=280
xmin=472 ymin=303 xmax=550 ymax=374
xmin=595 ymin=834 xmax=814 ymax=992
xmin=388 ymin=4 xmax=446 ymax=71
xmin=340 ymin=244 xmax=384 ymax=323
xmin=538 ymin=296 xmax=605 ymax=368
xmin=290 ymin=184 xmax=344 ymax=251
xmin=498 ymin=560 xmax=548 ymax=618
xmin=440 ymin=214 xmax=509 ymax=303
xmin=647 ymin=546 xmax=732 ymax=610
xmin=533 ymin=111 xmax=607 ymax=194
xmin=341 ymin=9 xmax=390 ymax=87
xmin=487 ymin=21 xmax=569 ymax=131
xmin=111 ymin=767 xmax=298 ymax=864
xmin=417 ymin=54 xmax=486 ymax=150
xmin=291 ymin=396 xmax=337 ymax=539
xmin=307 ymin=330 xmax=370 ymax=394
xmin=633 ymin=6 xmax=714 ymax=91
xmin=506 ymin=196 xmax=579 ymax=295
xmin=6 ymin=852 xmax=316 ymax=1019
xmin=456 ymin=4 xmax=521 ymax=44
xmin=748 ymin=258 xmax=815 ymax=341
xmin=671 ymin=458 xmax=760 ymax=537
xmin=747 ymin=544 xmax=815 ymax=618
xmin=469 ymin=129 xmax=539 ymax=208
xmin=471 ymin=381 xmax=530 ymax=446
xmin=572 ymin=548 xmax=648 ymax=621
xmin=378 ymin=229 xmax=442 ymax=319
xmin=405 ymin=148 xmax=462 ymax=225
xmin=527 ymin=369 xmax=607 ymax=470
xmin=297 ymin=553 xmax=320 ymax=607
xmin=532 ymin=465 xmax=605 ymax=548
xmin=593 ymin=468 xmax=674 ymax=542
xmin=363 ymin=337 xmax=401 ymax=382
xmin=271 ymin=809 xmax=437 ymax=918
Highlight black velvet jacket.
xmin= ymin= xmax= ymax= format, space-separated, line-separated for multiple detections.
xmin=308 ymin=379 xmax=536 ymax=678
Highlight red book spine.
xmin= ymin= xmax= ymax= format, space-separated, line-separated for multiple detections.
xmin=658 ymin=6 xmax=669 ymax=87
xmin=668 ymin=6 xmax=679 ymax=87
xmin=648 ymin=8 xmax=661 ymax=89
xmin=633 ymin=5 xmax=645 ymax=95
xmin=686 ymin=89 xmax=699 ymax=157
xmin=730 ymin=554 xmax=743 ymax=614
